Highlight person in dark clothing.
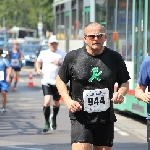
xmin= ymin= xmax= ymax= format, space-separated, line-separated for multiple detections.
xmin=56 ymin=22 xmax=130 ymax=150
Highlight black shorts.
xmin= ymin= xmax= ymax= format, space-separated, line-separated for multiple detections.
xmin=71 ymin=119 xmax=114 ymax=147
xmin=13 ymin=68 xmax=21 ymax=71
xmin=42 ymin=84 xmax=61 ymax=101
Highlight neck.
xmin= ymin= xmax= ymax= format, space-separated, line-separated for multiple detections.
xmin=86 ymin=45 xmax=104 ymax=56
xmin=50 ymin=48 xmax=57 ymax=52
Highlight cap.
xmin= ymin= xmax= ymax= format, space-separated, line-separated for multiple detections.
xmin=48 ymin=35 xmax=58 ymax=43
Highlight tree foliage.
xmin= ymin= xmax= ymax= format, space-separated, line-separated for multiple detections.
xmin=0 ymin=0 xmax=54 ymax=33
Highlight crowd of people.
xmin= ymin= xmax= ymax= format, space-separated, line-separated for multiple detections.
xmin=0 ymin=21 xmax=149 ymax=150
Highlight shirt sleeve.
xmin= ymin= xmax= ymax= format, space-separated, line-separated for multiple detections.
xmin=116 ymin=54 xmax=130 ymax=85
xmin=137 ymin=60 xmax=149 ymax=87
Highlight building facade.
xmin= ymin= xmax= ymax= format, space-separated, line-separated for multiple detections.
xmin=53 ymin=0 xmax=150 ymax=118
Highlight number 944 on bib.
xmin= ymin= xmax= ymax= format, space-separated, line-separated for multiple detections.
xmin=83 ymin=88 xmax=110 ymax=113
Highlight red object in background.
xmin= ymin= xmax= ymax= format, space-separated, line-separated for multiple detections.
xmin=112 ymin=32 xmax=119 ymax=41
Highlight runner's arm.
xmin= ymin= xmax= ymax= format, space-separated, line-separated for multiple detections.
xmin=5 ymin=58 xmax=12 ymax=82
xmin=36 ymin=60 xmax=43 ymax=75
xmin=7 ymin=51 xmax=11 ymax=61
xmin=36 ymin=60 xmax=42 ymax=70
xmin=135 ymin=84 xmax=150 ymax=103
xmin=111 ymin=81 xmax=129 ymax=104
xmin=7 ymin=66 xmax=12 ymax=77
xmin=20 ymin=50 xmax=24 ymax=60
xmin=116 ymin=81 xmax=129 ymax=96
xmin=56 ymin=75 xmax=82 ymax=112
xmin=56 ymin=75 xmax=72 ymax=103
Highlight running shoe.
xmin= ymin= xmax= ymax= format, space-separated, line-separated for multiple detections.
xmin=13 ymin=87 xmax=16 ymax=91
xmin=2 ymin=107 xmax=6 ymax=113
xmin=50 ymin=114 xmax=57 ymax=130
xmin=42 ymin=122 xmax=50 ymax=133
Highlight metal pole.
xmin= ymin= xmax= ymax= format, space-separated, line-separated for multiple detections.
xmin=137 ymin=0 xmax=142 ymax=78
xmin=90 ymin=0 xmax=95 ymax=22
xmin=39 ymin=12 xmax=42 ymax=22
xmin=125 ymin=0 xmax=129 ymax=61
xmin=144 ymin=0 xmax=148 ymax=58
xmin=132 ymin=0 xmax=135 ymax=76
xmin=38 ymin=12 xmax=43 ymax=38
xmin=76 ymin=0 xmax=79 ymax=39
xmin=114 ymin=0 xmax=118 ymax=51
xmin=3 ymin=17 xmax=6 ymax=45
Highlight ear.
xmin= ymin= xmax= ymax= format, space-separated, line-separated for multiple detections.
xmin=104 ymin=34 xmax=107 ymax=40
xmin=84 ymin=36 xmax=87 ymax=43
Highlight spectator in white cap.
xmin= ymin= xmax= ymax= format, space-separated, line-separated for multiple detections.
xmin=48 ymin=35 xmax=59 ymax=43
xmin=36 ymin=35 xmax=66 ymax=133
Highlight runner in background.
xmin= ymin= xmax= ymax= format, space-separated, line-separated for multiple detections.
xmin=0 ymin=48 xmax=12 ymax=112
xmin=8 ymin=41 xmax=24 ymax=91
xmin=36 ymin=35 xmax=66 ymax=133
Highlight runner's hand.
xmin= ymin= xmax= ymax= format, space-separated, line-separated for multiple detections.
xmin=141 ymin=92 xmax=150 ymax=103
xmin=111 ymin=92 xmax=124 ymax=104
xmin=53 ymin=60 xmax=61 ymax=66
xmin=37 ymin=69 xmax=42 ymax=75
xmin=66 ymin=99 xmax=82 ymax=113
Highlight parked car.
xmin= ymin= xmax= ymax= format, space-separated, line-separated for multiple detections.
xmin=40 ymin=39 xmax=48 ymax=45
xmin=21 ymin=44 xmax=40 ymax=66
xmin=35 ymin=44 xmax=49 ymax=58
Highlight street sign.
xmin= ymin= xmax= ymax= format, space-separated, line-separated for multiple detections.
xmin=38 ymin=22 xmax=43 ymax=30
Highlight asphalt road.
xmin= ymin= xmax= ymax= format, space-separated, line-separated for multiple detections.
xmin=0 ymin=68 xmax=148 ymax=150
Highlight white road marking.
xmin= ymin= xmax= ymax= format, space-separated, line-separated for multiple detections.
xmin=114 ymin=127 xmax=129 ymax=136
xmin=19 ymin=78 xmax=25 ymax=82
xmin=3 ymin=146 xmax=43 ymax=150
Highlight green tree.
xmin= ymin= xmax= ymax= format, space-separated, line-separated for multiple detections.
xmin=0 ymin=0 xmax=54 ymax=34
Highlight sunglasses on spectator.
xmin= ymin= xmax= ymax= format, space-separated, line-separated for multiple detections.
xmin=85 ymin=33 xmax=105 ymax=40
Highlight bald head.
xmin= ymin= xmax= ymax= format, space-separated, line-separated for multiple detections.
xmin=84 ymin=22 xmax=105 ymax=35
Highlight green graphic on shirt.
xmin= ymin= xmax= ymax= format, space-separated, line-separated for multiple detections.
xmin=88 ymin=67 xmax=102 ymax=82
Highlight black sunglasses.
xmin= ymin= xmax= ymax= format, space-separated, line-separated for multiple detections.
xmin=85 ymin=33 xmax=105 ymax=40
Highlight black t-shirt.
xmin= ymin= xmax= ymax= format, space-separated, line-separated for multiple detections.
xmin=58 ymin=46 xmax=130 ymax=124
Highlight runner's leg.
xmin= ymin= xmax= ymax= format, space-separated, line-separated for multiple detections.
xmin=50 ymin=85 xmax=60 ymax=130
xmin=43 ymin=95 xmax=51 ymax=123
xmin=1 ymin=81 xmax=9 ymax=112
xmin=42 ymin=84 xmax=52 ymax=132
xmin=72 ymin=143 xmax=92 ymax=150
xmin=1 ymin=90 xmax=6 ymax=108
xmin=14 ymin=71 xmax=19 ymax=88
xmin=147 ymin=120 xmax=150 ymax=150
xmin=10 ymin=69 xmax=14 ymax=86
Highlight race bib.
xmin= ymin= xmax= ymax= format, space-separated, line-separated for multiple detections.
xmin=0 ymin=71 xmax=4 ymax=81
xmin=83 ymin=88 xmax=110 ymax=113
xmin=11 ymin=59 xmax=20 ymax=66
